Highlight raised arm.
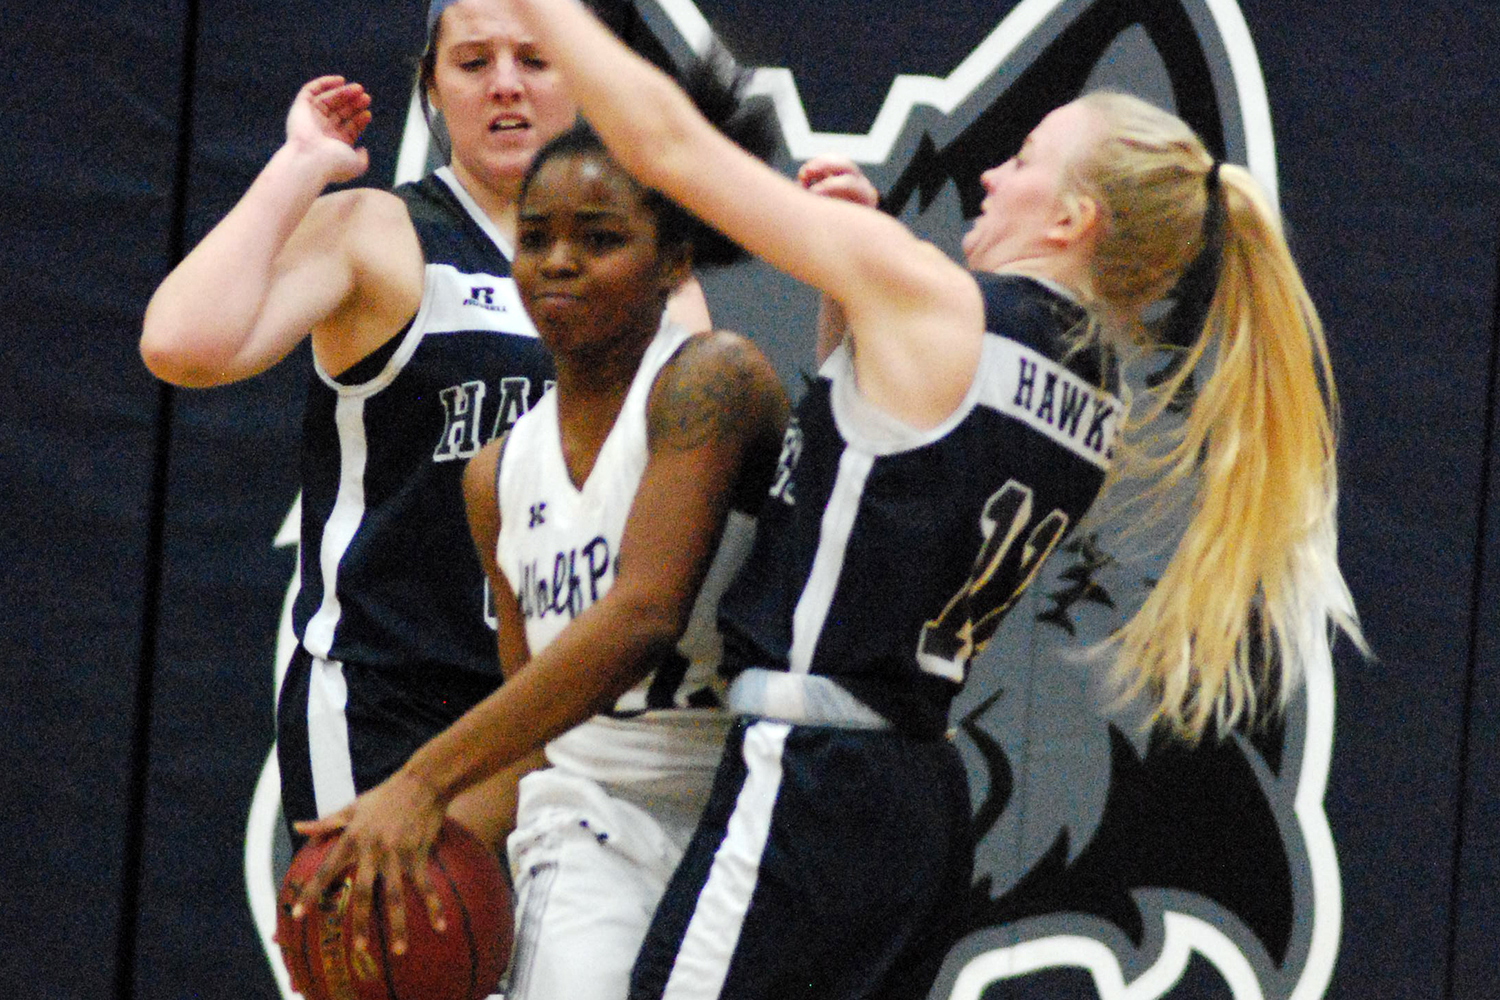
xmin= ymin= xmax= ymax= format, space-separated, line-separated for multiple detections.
xmin=510 ymin=0 xmax=984 ymax=427
xmin=291 ymin=330 xmax=788 ymax=954
xmin=140 ymin=77 xmax=419 ymax=386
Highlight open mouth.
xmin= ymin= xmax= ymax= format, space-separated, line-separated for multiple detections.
xmin=490 ymin=117 xmax=529 ymax=133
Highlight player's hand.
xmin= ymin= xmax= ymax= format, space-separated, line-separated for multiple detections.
xmin=798 ymin=155 xmax=879 ymax=209
xmin=290 ymin=769 xmax=448 ymax=970
xmin=285 ymin=75 xmax=373 ymax=185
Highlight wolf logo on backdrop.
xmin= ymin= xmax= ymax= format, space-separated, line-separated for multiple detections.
xmin=246 ymin=2 xmax=1338 ymax=998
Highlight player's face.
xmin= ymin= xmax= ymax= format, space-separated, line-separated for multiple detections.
xmin=514 ymin=153 xmax=684 ymax=357
xmin=962 ymin=101 xmax=1098 ymax=272
xmin=428 ymin=0 xmax=577 ymax=193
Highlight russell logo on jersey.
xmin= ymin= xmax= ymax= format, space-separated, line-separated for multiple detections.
xmin=463 ymin=285 xmax=509 ymax=311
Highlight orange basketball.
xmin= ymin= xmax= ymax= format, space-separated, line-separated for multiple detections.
xmin=276 ymin=818 xmax=511 ymax=1000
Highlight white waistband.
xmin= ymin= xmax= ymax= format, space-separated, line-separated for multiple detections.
xmin=726 ymin=669 xmax=890 ymax=730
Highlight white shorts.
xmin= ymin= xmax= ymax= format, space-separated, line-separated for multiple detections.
xmin=504 ymin=767 xmax=708 ymax=1000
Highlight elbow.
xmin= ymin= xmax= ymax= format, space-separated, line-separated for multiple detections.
xmin=138 ymin=327 xmax=188 ymax=384
xmin=139 ymin=307 xmax=236 ymax=388
xmin=615 ymin=589 xmax=694 ymax=667
xmin=139 ymin=329 xmax=214 ymax=388
xmin=631 ymin=599 xmax=691 ymax=656
xmin=140 ymin=295 xmax=194 ymax=384
xmin=139 ymin=320 xmax=186 ymax=384
xmin=574 ymin=604 xmax=684 ymax=720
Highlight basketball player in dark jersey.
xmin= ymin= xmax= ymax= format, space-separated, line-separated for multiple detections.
xmin=141 ymin=0 xmax=709 ymax=854
xmin=497 ymin=3 xmax=1366 ymax=999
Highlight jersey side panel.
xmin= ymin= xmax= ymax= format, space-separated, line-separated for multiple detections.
xmin=291 ymin=171 xmax=553 ymax=678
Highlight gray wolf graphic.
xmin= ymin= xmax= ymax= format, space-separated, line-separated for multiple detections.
xmin=245 ymin=4 xmax=1335 ymax=998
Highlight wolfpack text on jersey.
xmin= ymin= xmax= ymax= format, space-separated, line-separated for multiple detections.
xmin=497 ymin=321 xmax=753 ymax=785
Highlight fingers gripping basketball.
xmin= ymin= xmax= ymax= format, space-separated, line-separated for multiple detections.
xmin=277 ymin=819 xmax=512 ymax=1000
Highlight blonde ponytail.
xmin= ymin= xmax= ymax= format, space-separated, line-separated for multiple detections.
xmin=1072 ymin=92 xmax=1366 ymax=738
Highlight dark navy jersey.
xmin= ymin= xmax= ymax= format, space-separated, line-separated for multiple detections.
xmin=717 ymin=274 xmax=1120 ymax=736
xmin=292 ymin=167 xmax=554 ymax=678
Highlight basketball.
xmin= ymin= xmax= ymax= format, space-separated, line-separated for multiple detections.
xmin=276 ymin=818 xmax=511 ymax=1000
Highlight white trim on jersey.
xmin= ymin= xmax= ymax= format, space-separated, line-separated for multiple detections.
xmin=312 ymin=308 xmax=426 ymax=396
xmin=976 ymin=336 xmax=1121 ymax=470
xmin=822 ymin=334 xmax=1119 ymax=470
xmin=436 ymin=165 xmax=517 ymax=260
xmin=822 ymin=341 xmax=983 ymax=456
xmin=419 ymin=264 xmax=538 ymax=339
xmin=788 ymin=447 xmax=872 ymax=675
xmin=309 ymin=273 xmax=535 ymax=401
xmin=303 ymin=394 xmax=369 ymax=656
xmin=659 ymin=721 xmax=791 ymax=1000
xmin=306 ymin=656 xmax=358 ymax=815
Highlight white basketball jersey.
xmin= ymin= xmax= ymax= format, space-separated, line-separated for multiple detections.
xmin=496 ymin=321 xmax=751 ymax=785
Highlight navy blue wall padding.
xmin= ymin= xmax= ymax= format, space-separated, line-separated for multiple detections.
xmin=0 ymin=4 xmax=189 ymax=999
xmin=1243 ymin=1 xmax=1500 ymax=996
xmin=1 ymin=1 xmax=1497 ymax=999
xmin=125 ymin=4 xmax=426 ymax=998
xmin=1450 ymin=210 xmax=1500 ymax=999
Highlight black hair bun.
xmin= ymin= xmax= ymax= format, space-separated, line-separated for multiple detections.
xmin=670 ymin=43 xmax=778 ymax=267
xmin=517 ymin=41 xmax=779 ymax=270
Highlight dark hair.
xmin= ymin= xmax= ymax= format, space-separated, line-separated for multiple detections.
xmin=415 ymin=12 xmax=449 ymax=161
xmin=518 ymin=44 xmax=777 ymax=268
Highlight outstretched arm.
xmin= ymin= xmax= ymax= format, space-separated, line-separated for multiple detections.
xmin=140 ymin=77 xmax=414 ymax=386
xmin=510 ymin=0 xmax=984 ymax=427
xmin=290 ymin=332 xmax=788 ymax=957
